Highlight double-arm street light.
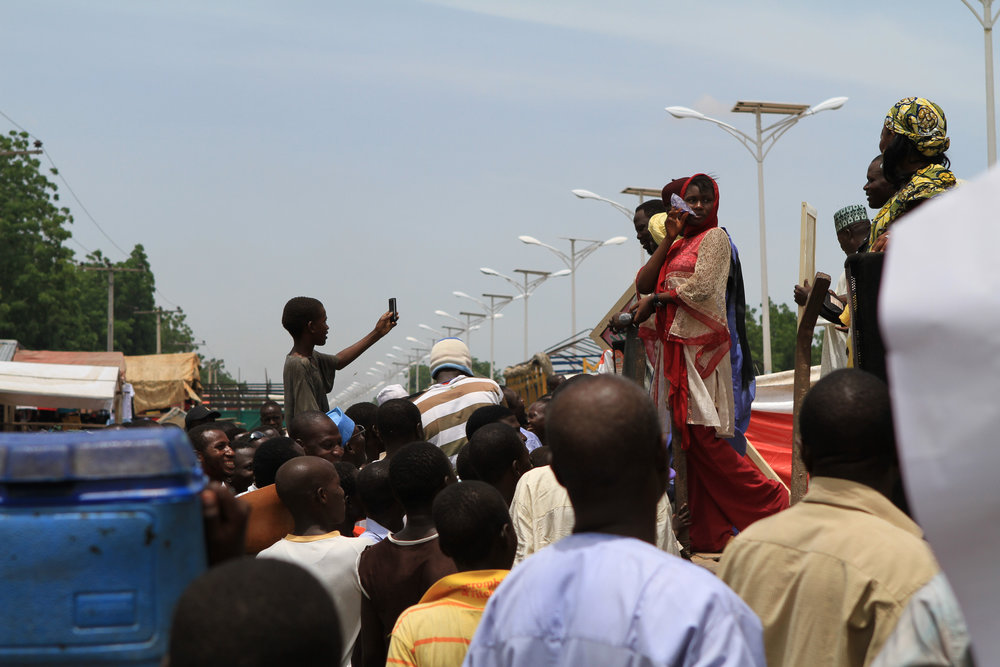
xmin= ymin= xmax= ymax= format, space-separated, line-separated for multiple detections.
xmin=434 ymin=309 xmax=483 ymax=345
xmin=665 ymin=97 xmax=847 ymax=374
xmin=454 ymin=291 xmax=512 ymax=379
xmin=481 ymin=267 xmax=571 ymax=359
xmin=518 ymin=235 xmax=627 ymax=336
xmin=961 ymin=0 xmax=1000 ymax=165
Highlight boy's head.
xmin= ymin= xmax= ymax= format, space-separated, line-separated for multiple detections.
xmin=333 ymin=461 xmax=364 ymax=528
xmin=282 ymin=296 xmax=328 ymax=344
xmin=500 ymin=387 xmax=527 ymax=426
xmin=529 ymin=445 xmax=552 ymax=468
xmin=275 ymin=456 xmax=346 ymax=531
xmin=433 ymin=481 xmax=516 ymax=571
xmin=230 ymin=442 xmax=256 ymax=494
xmin=388 ymin=441 xmax=455 ymax=513
xmin=169 ymin=558 xmax=341 ymax=667
xmin=375 ymin=398 xmax=424 ymax=453
xmin=465 ymin=405 xmax=523 ymax=442
xmin=468 ymin=423 xmax=531 ymax=504
xmin=526 ymin=397 xmax=550 ymax=439
xmin=356 ymin=460 xmax=404 ymax=532
xmin=253 ymin=436 xmax=305 ymax=488
xmin=288 ymin=410 xmax=343 ymax=464
xmin=259 ymin=400 xmax=284 ymax=431
xmin=455 ymin=442 xmax=479 ymax=481
xmin=346 ymin=402 xmax=382 ymax=462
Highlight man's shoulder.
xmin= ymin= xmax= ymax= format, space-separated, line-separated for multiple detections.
xmin=413 ymin=376 xmax=501 ymax=405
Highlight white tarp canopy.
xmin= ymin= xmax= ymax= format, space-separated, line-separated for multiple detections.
xmin=0 ymin=360 xmax=120 ymax=411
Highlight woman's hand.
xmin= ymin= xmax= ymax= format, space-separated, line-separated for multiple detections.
xmin=629 ymin=294 xmax=657 ymax=325
xmin=665 ymin=209 xmax=688 ymax=240
xmin=871 ymin=232 xmax=889 ymax=252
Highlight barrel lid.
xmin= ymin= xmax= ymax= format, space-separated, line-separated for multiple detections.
xmin=0 ymin=428 xmax=200 ymax=482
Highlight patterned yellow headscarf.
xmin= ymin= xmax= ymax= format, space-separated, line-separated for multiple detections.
xmin=884 ymin=97 xmax=950 ymax=157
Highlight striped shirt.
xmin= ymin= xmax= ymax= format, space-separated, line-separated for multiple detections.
xmin=387 ymin=570 xmax=508 ymax=667
xmin=412 ymin=376 xmax=502 ymax=457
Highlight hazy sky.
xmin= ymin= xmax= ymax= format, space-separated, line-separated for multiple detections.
xmin=2 ymin=1 xmax=990 ymax=403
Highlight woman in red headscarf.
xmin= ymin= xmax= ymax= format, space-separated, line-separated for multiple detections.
xmin=632 ymin=174 xmax=788 ymax=553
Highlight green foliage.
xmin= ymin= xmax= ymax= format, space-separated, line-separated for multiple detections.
xmin=744 ymin=299 xmax=824 ymax=374
xmin=0 ymin=131 xmax=93 ymax=349
xmin=0 ymin=129 xmax=219 ymax=374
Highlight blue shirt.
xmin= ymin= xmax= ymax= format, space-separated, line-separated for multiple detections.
xmin=464 ymin=533 xmax=765 ymax=667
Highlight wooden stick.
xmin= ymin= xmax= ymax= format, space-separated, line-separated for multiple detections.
xmin=791 ymin=271 xmax=830 ymax=504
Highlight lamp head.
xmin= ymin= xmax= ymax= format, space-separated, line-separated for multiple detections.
xmin=551 ymin=269 xmax=572 ymax=277
xmin=453 ymin=291 xmax=470 ymax=298
xmin=480 ymin=267 xmax=500 ymax=276
xmin=518 ymin=235 xmax=541 ymax=245
xmin=665 ymin=106 xmax=705 ymax=119
xmin=434 ymin=310 xmax=451 ymax=317
xmin=805 ymin=96 xmax=848 ymax=115
xmin=603 ymin=236 xmax=628 ymax=246
xmin=571 ymin=189 xmax=599 ymax=199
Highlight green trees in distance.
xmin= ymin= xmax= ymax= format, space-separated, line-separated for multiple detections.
xmin=0 ymin=130 xmax=201 ymax=358
xmin=744 ymin=300 xmax=824 ymax=374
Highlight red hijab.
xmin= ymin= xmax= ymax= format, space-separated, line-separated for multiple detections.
xmin=679 ymin=174 xmax=720 ymax=236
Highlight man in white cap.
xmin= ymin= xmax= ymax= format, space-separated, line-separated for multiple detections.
xmin=411 ymin=338 xmax=502 ymax=459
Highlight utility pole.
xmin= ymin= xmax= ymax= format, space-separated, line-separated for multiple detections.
xmin=134 ymin=307 xmax=182 ymax=354
xmin=0 ymin=139 xmax=43 ymax=157
xmin=80 ymin=263 xmax=145 ymax=351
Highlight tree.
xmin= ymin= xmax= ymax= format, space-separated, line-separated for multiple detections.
xmin=744 ymin=300 xmax=823 ymax=374
xmin=0 ymin=131 xmax=94 ymax=350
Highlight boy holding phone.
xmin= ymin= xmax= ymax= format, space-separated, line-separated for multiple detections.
xmin=281 ymin=296 xmax=397 ymax=422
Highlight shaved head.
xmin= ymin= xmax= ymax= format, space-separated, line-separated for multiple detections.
xmin=800 ymin=369 xmax=896 ymax=479
xmin=275 ymin=457 xmax=345 ymax=528
xmin=547 ymin=375 xmax=665 ymax=510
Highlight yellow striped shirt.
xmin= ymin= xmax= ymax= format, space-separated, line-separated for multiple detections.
xmin=387 ymin=569 xmax=508 ymax=667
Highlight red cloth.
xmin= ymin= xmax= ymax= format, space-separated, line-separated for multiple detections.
xmin=686 ymin=424 xmax=789 ymax=553
xmin=744 ymin=411 xmax=794 ymax=488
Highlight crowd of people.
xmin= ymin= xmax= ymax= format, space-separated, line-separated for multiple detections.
xmin=115 ymin=96 xmax=979 ymax=666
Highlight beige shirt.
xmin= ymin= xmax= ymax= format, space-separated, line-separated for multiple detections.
xmin=717 ymin=477 xmax=940 ymax=667
xmin=511 ymin=465 xmax=679 ymax=565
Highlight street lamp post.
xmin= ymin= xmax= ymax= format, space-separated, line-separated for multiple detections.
xmin=665 ymin=97 xmax=847 ymax=374
xmin=518 ymin=235 xmax=627 ymax=336
xmin=961 ymin=0 xmax=999 ymax=165
xmin=405 ymin=337 xmax=431 ymax=392
xmin=481 ymin=267 xmax=570 ymax=359
xmin=454 ymin=291 xmax=512 ymax=379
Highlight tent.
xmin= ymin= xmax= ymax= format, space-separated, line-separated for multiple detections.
xmin=124 ymin=353 xmax=202 ymax=414
xmin=0 ymin=360 xmax=121 ymax=411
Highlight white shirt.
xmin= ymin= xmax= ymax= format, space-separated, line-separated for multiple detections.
xmin=257 ymin=531 xmax=369 ymax=667
xmin=510 ymin=465 xmax=680 ymax=564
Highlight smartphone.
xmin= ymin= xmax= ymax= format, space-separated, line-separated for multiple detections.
xmin=389 ymin=298 xmax=398 ymax=322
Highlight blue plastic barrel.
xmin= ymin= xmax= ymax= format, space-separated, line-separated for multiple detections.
xmin=0 ymin=428 xmax=207 ymax=665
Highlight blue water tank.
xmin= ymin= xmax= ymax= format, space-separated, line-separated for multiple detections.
xmin=0 ymin=428 xmax=207 ymax=665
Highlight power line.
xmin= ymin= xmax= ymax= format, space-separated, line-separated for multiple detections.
xmin=1 ymin=109 xmax=182 ymax=309
xmin=0 ymin=109 xmax=128 ymax=257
